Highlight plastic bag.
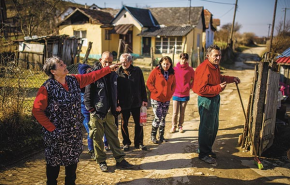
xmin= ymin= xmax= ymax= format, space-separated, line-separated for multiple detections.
xmin=140 ymin=106 xmax=147 ymax=126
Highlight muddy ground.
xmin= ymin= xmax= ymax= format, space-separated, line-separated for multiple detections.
xmin=0 ymin=46 xmax=290 ymax=185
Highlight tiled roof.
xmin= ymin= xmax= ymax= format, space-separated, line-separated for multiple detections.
xmin=213 ymin=18 xmax=220 ymax=27
xmin=204 ymin=9 xmax=216 ymax=31
xmin=149 ymin=7 xmax=204 ymax=28
xmin=111 ymin=6 xmax=158 ymax=27
xmin=125 ymin=6 xmax=158 ymax=27
xmin=58 ymin=8 xmax=114 ymax=25
xmin=138 ymin=26 xmax=194 ymax=37
xmin=78 ymin=8 xmax=113 ymax=24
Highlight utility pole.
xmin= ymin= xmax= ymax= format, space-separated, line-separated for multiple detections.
xmin=104 ymin=2 xmax=106 ymax=8
xmin=269 ymin=0 xmax=278 ymax=56
xmin=228 ymin=0 xmax=238 ymax=50
xmin=267 ymin=24 xmax=271 ymax=38
xmin=283 ymin=8 xmax=290 ymax=31
xmin=188 ymin=0 xmax=191 ymax=24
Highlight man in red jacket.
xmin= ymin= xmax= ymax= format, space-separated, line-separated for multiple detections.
xmin=193 ymin=45 xmax=240 ymax=164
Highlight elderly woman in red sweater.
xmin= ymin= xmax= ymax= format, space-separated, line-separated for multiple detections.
xmin=32 ymin=56 xmax=119 ymax=184
xmin=170 ymin=53 xmax=195 ymax=133
xmin=146 ymin=56 xmax=176 ymax=144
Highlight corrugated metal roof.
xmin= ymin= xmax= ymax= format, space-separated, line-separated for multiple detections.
xmin=277 ymin=47 xmax=290 ymax=58
xmin=109 ymin=24 xmax=133 ymax=34
xmin=276 ymin=47 xmax=290 ymax=65
xmin=138 ymin=26 xmax=193 ymax=37
xmin=277 ymin=57 xmax=290 ymax=64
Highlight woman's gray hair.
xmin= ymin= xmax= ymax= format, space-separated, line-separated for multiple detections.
xmin=120 ymin=53 xmax=133 ymax=62
xmin=206 ymin=45 xmax=221 ymax=56
xmin=43 ymin=56 xmax=61 ymax=78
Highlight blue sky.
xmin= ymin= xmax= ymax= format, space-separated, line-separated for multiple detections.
xmin=71 ymin=0 xmax=290 ymax=37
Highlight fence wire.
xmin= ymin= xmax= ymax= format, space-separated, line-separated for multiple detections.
xmin=0 ymin=52 xmax=80 ymax=118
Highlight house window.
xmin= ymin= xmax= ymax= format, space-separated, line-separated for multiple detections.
xmin=73 ymin=30 xmax=88 ymax=46
xmin=105 ymin=30 xmax=111 ymax=40
xmin=155 ymin=36 xmax=182 ymax=54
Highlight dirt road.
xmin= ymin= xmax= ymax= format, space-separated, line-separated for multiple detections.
xmin=1 ymin=46 xmax=290 ymax=185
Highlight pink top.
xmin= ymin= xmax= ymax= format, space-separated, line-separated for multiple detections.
xmin=173 ymin=62 xmax=195 ymax=97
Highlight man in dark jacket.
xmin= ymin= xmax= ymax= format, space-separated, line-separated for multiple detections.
xmin=116 ymin=53 xmax=148 ymax=151
xmin=84 ymin=51 xmax=132 ymax=172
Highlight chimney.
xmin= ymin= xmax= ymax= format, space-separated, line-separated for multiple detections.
xmin=85 ymin=3 xmax=87 ymax=9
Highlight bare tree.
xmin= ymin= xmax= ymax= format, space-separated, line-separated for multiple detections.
xmin=10 ymin=0 xmax=63 ymax=37
xmin=221 ymin=22 xmax=242 ymax=33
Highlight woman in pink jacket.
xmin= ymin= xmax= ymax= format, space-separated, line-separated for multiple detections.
xmin=170 ymin=53 xmax=195 ymax=133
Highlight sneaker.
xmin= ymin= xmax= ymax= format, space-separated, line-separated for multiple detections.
xmin=179 ymin=126 xmax=184 ymax=133
xmin=104 ymin=146 xmax=110 ymax=151
xmin=116 ymin=159 xmax=133 ymax=169
xmin=199 ymin=156 xmax=216 ymax=164
xmin=99 ymin=161 xmax=108 ymax=172
xmin=89 ymin=150 xmax=95 ymax=159
xmin=123 ymin=144 xmax=130 ymax=151
xmin=135 ymin=144 xmax=147 ymax=151
xmin=170 ymin=126 xmax=176 ymax=133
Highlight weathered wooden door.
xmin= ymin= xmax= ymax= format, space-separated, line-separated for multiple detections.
xmin=259 ymin=70 xmax=280 ymax=155
xmin=142 ymin=37 xmax=151 ymax=56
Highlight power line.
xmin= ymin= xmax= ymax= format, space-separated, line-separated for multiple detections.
xmin=218 ymin=6 xmax=234 ymax=18
xmin=200 ymin=0 xmax=235 ymax=5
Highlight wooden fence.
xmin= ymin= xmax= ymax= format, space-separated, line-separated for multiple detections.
xmin=240 ymin=61 xmax=280 ymax=156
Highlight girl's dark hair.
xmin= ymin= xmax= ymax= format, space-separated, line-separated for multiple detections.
xmin=179 ymin=53 xmax=189 ymax=60
xmin=158 ymin=56 xmax=174 ymax=75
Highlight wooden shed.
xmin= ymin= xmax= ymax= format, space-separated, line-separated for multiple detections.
xmin=16 ymin=35 xmax=82 ymax=70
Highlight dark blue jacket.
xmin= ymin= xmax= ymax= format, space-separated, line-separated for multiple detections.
xmin=84 ymin=62 xmax=118 ymax=117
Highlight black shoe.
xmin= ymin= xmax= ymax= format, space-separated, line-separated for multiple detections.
xmin=99 ymin=161 xmax=108 ymax=172
xmin=159 ymin=137 xmax=167 ymax=143
xmin=123 ymin=144 xmax=130 ymax=151
xmin=89 ymin=150 xmax=95 ymax=159
xmin=116 ymin=159 xmax=133 ymax=169
xmin=199 ymin=156 xmax=216 ymax=164
xmin=209 ymin=152 xmax=217 ymax=158
xmin=135 ymin=145 xmax=147 ymax=151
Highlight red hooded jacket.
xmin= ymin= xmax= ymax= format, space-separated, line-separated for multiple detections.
xmin=193 ymin=59 xmax=235 ymax=97
xmin=147 ymin=66 xmax=176 ymax=102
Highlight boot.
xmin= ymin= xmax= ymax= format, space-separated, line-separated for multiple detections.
xmin=151 ymin=126 xmax=158 ymax=144
xmin=159 ymin=125 xmax=166 ymax=143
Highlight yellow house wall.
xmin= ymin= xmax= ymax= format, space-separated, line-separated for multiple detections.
xmin=59 ymin=24 xmax=104 ymax=59
xmin=112 ymin=9 xmax=143 ymax=55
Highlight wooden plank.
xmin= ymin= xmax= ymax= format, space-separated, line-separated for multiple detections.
xmin=259 ymin=69 xmax=280 ymax=155
xmin=243 ymin=64 xmax=258 ymax=149
xmin=19 ymin=43 xmax=45 ymax=54
xmin=251 ymin=62 xmax=268 ymax=156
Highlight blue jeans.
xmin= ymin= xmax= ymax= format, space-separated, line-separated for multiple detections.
xmin=81 ymin=93 xmax=94 ymax=151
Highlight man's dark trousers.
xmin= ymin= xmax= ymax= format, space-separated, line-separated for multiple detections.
xmin=121 ymin=107 xmax=144 ymax=147
xmin=198 ymin=95 xmax=220 ymax=159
